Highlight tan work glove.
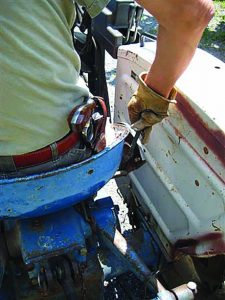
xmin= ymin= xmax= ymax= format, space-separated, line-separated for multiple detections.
xmin=128 ymin=72 xmax=177 ymax=144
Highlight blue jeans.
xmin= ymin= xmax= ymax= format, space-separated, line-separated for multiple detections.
xmin=0 ymin=141 xmax=92 ymax=179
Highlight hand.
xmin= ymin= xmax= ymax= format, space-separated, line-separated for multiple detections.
xmin=128 ymin=72 xmax=177 ymax=144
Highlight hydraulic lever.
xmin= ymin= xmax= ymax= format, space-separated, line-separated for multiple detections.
xmin=124 ymin=3 xmax=136 ymax=43
xmin=130 ymin=5 xmax=143 ymax=43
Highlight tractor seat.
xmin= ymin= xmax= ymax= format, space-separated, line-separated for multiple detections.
xmin=0 ymin=124 xmax=128 ymax=219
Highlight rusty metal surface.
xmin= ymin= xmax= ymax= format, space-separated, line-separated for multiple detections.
xmin=176 ymin=92 xmax=225 ymax=179
xmin=174 ymin=232 xmax=225 ymax=257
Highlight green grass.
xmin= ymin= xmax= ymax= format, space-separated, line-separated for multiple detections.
xmin=141 ymin=1 xmax=225 ymax=61
xmin=199 ymin=0 xmax=225 ymax=61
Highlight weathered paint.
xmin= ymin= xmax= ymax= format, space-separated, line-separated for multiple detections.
xmin=176 ymin=92 xmax=225 ymax=171
xmin=114 ymin=42 xmax=225 ymax=257
xmin=19 ymin=209 xmax=91 ymax=264
xmin=174 ymin=232 xmax=225 ymax=256
xmin=0 ymin=124 xmax=128 ymax=219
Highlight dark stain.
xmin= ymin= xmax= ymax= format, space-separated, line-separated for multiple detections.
xmin=174 ymin=232 xmax=225 ymax=256
xmin=203 ymin=147 xmax=209 ymax=154
xmin=212 ymin=220 xmax=221 ymax=232
xmin=31 ymin=218 xmax=43 ymax=232
xmin=172 ymin=157 xmax=177 ymax=164
xmin=168 ymin=135 xmax=175 ymax=145
xmin=195 ymin=180 xmax=200 ymax=187
xmin=88 ymin=169 xmax=94 ymax=175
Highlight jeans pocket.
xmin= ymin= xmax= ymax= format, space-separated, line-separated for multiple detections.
xmin=67 ymin=144 xmax=92 ymax=162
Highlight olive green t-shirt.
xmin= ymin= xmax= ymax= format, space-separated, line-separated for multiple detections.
xmin=0 ymin=0 xmax=108 ymax=155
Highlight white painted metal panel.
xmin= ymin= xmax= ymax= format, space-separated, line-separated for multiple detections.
xmin=114 ymin=42 xmax=225 ymax=256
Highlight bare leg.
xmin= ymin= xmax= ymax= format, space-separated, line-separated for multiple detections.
xmin=137 ymin=0 xmax=214 ymax=97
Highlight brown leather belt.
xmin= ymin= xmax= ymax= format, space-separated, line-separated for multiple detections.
xmin=0 ymin=96 xmax=107 ymax=172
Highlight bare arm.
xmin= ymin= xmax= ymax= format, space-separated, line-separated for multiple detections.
xmin=136 ymin=0 xmax=214 ymax=97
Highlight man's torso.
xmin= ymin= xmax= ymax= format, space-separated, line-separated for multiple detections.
xmin=0 ymin=0 xmax=90 ymax=155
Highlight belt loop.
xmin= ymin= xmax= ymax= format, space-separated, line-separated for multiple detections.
xmin=0 ymin=156 xmax=17 ymax=173
xmin=50 ymin=143 xmax=59 ymax=161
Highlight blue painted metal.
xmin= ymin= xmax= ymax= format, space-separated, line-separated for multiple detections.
xmin=91 ymin=197 xmax=162 ymax=288
xmin=0 ymin=124 xmax=128 ymax=219
xmin=99 ymin=230 xmax=162 ymax=281
xmin=91 ymin=197 xmax=161 ymax=298
xmin=91 ymin=197 xmax=117 ymax=237
xmin=19 ymin=208 xmax=91 ymax=264
xmin=131 ymin=230 xmax=163 ymax=272
xmin=99 ymin=228 xmax=161 ymax=282
xmin=0 ymin=194 xmax=166 ymax=299
xmin=99 ymin=227 xmax=159 ymax=297
xmin=99 ymin=247 xmax=129 ymax=279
